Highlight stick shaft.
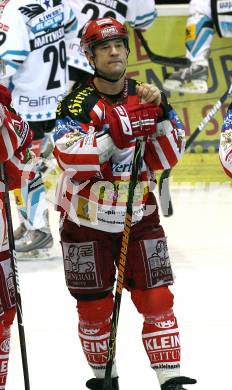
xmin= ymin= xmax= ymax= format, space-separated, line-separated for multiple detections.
xmin=103 ymin=141 xmax=142 ymax=390
xmin=0 ymin=164 xmax=30 ymax=390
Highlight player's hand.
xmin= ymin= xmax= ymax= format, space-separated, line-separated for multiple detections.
xmin=136 ymin=83 xmax=161 ymax=105
xmin=104 ymin=103 xmax=163 ymax=148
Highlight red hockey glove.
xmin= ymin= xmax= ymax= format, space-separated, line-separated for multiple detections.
xmin=105 ymin=103 xmax=163 ymax=148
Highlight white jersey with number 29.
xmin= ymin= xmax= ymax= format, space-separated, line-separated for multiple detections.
xmin=0 ymin=0 xmax=77 ymax=122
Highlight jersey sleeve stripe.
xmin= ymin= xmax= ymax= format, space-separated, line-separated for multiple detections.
xmin=1 ymin=49 xmax=29 ymax=58
xmin=150 ymin=140 xmax=171 ymax=170
xmin=129 ymin=11 xmax=157 ymax=29
xmin=156 ymin=136 xmax=179 ymax=167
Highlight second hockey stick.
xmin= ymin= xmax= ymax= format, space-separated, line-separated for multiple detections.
xmin=135 ymin=30 xmax=191 ymax=68
xmin=103 ymin=140 xmax=142 ymax=390
xmin=159 ymin=82 xmax=232 ymax=217
xmin=0 ymin=164 xmax=30 ymax=390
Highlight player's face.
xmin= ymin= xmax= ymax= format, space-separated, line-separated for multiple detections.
xmin=93 ymin=38 xmax=128 ymax=80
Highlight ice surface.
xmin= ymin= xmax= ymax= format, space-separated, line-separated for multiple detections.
xmin=7 ymin=185 xmax=232 ymax=390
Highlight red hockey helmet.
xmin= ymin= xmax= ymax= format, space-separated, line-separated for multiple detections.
xmin=80 ymin=17 xmax=129 ymax=54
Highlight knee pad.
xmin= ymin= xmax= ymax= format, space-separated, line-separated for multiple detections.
xmin=131 ymin=287 xmax=174 ymax=316
xmin=77 ymin=292 xmax=114 ymax=324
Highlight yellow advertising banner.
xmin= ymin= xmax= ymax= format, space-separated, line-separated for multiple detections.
xmin=127 ymin=15 xmax=232 ymax=153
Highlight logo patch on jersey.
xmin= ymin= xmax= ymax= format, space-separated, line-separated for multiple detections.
xmin=222 ymin=109 xmax=232 ymax=131
xmin=67 ymin=87 xmax=94 ymax=115
xmin=55 ymin=117 xmax=85 ymax=142
xmin=221 ymin=129 xmax=232 ymax=150
xmin=19 ymin=4 xmax=64 ymax=34
xmin=141 ymin=238 xmax=174 ymax=288
xmin=63 ymin=241 xmax=103 ymax=290
xmin=33 ymin=10 xmax=64 ymax=34
xmin=185 ymin=24 xmax=196 ymax=42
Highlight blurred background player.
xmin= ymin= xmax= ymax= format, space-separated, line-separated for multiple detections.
xmin=219 ymin=102 xmax=232 ymax=177
xmin=54 ymin=17 xmax=196 ymax=390
xmin=0 ymin=0 xmax=77 ymax=259
xmin=163 ymin=0 xmax=232 ymax=94
xmin=0 ymin=84 xmax=33 ymax=389
xmin=67 ymin=0 xmax=157 ymax=90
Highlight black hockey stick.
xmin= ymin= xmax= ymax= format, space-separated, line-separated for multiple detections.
xmin=159 ymin=82 xmax=232 ymax=217
xmin=0 ymin=164 xmax=30 ymax=390
xmin=103 ymin=140 xmax=142 ymax=390
xmin=135 ymin=30 xmax=191 ymax=69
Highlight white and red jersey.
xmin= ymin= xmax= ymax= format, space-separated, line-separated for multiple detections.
xmin=67 ymin=0 xmax=157 ymax=74
xmin=219 ymin=103 xmax=232 ymax=178
xmin=0 ymin=0 xmax=77 ymax=122
xmin=54 ymin=78 xmax=185 ymax=232
xmin=0 ymin=101 xmax=33 ymax=250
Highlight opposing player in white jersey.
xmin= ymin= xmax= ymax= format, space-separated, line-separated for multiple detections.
xmin=219 ymin=103 xmax=232 ymax=177
xmin=0 ymin=0 xmax=77 ymax=259
xmin=0 ymin=84 xmax=33 ymax=389
xmin=54 ymin=17 xmax=197 ymax=390
xmin=163 ymin=0 xmax=232 ymax=94
xmin=67 ymin=0 xmax=157 ymax=89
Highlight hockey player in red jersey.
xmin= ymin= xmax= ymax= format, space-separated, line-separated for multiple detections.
xmin=67 ymin=0 xmax=157 ymax=89
xmin=0 ymin=84 xmax=33 ymax=389
xmin=219 ymin=103 xmax=232 ymax=178
xmin=54 ymin=17 xmax=197 ymax=390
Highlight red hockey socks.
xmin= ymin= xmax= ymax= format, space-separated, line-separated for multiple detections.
xmin=77 ymin=295 xmax=118 ymax=379
xmin=131 ymin=287 xmax=181 ymax=385
xmin=0 ymin=323 xmax=11 ymax=389
xmin=142 ymin=312 xmax=181 ymax=385
xmin=79 ymin=320 xmax=119 ymax=378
